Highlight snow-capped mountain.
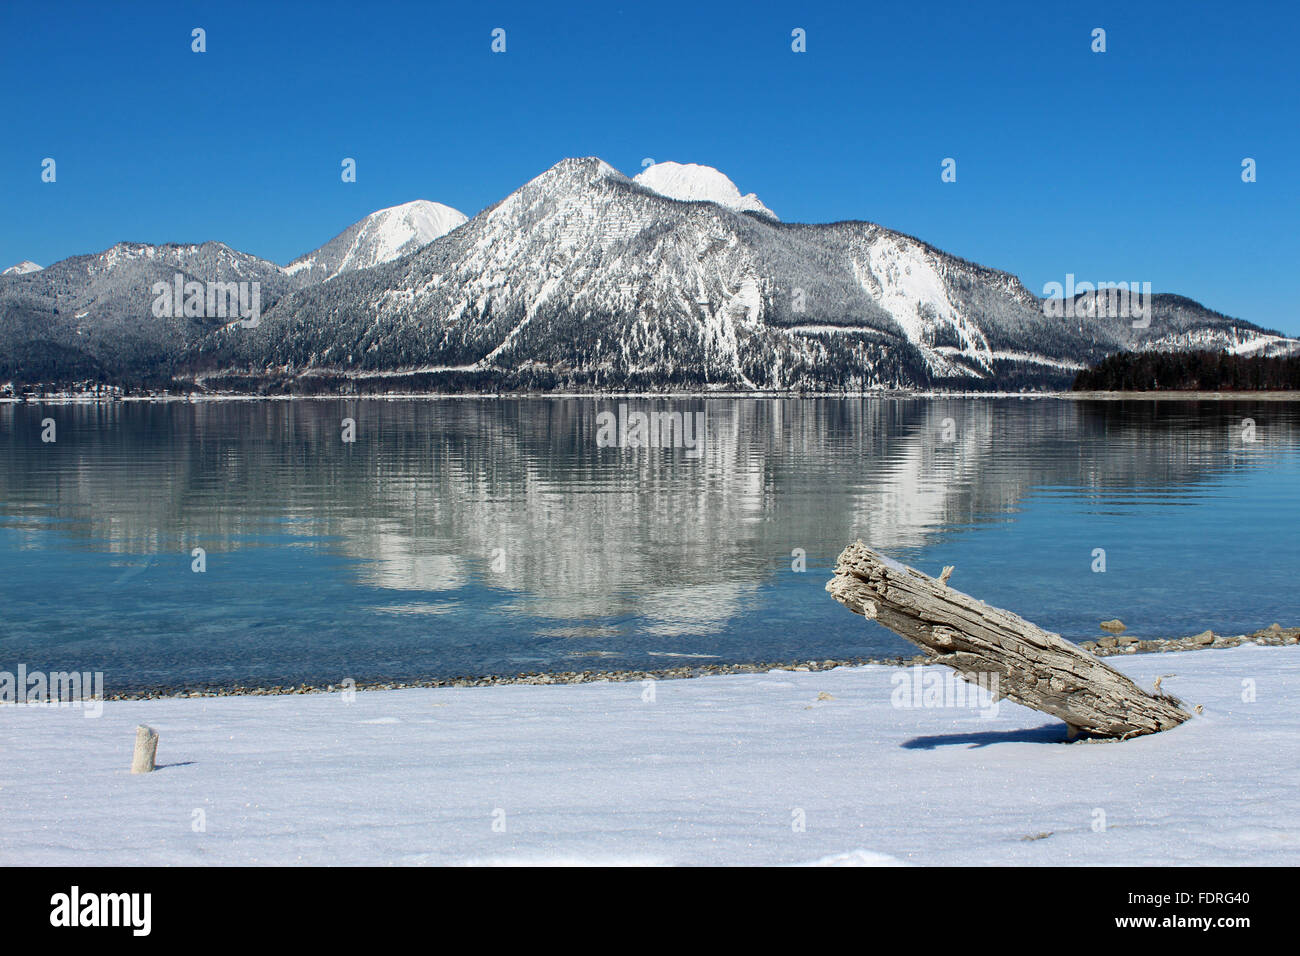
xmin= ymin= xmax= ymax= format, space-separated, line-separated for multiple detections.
xmin=284 ymin=200 xmax=468 ymax=285
xmin=0 ymin=242 xmax=296 ymax=382
xmin=0 ymin=200 xmax=466 ymax=383
xmin=4 ymin=158 xmax=1293 ymax=390
xmin=2 ymin=261 xmax=42 ymax=276
xmin=209 ymin=157 xmax=1293 ymax=392
xmin=633 ymin=161 xmax=777 ymax=219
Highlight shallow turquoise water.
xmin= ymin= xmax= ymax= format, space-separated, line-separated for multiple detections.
xmin=1 ymin=397 xmax=1296 ymax=691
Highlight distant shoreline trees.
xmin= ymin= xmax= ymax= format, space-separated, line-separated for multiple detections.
xmin=1072 ymin=350 xmax=1300 ymax=391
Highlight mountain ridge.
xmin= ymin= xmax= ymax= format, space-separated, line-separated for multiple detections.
xmin=3 ymin=156 xmax=1295 ymax=391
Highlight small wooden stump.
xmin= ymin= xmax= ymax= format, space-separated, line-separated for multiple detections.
xmin=826 ymin=541 xmax=1191 ymax=739
xmin=131 ymin=725 xmax=159 ymax=774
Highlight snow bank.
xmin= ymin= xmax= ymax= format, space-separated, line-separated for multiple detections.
xmin=1 ymin=645 xmax=1295 ymax=866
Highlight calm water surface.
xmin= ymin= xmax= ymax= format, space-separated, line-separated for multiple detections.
xmin=1 ymin=398 xmax=1297 ymax=691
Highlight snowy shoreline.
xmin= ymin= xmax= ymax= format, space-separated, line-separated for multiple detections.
xmin=3 ymin=643 xmax=1296 ymax=866
xmin=81 ymin=624 xmax=1300 ymax=701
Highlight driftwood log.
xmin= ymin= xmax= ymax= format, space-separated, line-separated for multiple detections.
xmin=826 ymin=542 xmax=1190 ymax=738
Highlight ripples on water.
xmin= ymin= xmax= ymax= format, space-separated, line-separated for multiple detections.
xmin=0 ymin=398 xmax=1296 ymax=690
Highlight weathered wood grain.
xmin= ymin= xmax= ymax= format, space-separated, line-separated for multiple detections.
xmin=826 ymin=541 xmax=1190 ymax=738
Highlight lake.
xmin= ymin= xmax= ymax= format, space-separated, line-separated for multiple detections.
xmin=1 ymin=397 xmax=1296 ymax=692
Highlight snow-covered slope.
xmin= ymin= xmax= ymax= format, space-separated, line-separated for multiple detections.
xmin=0 ymin=242 xmax=296 ymax=381
xmin=285 ymin=200 xmax=468 ymax=284
xmin=1 ymin=260 xmax=42 ymax=276
xmin=2 ymin=644 xmax=1296 ymax=865
xmin=633 ymin=161 xmax=777 ymax=219
xmin=0 ymin=201 xmax=467 ymax=382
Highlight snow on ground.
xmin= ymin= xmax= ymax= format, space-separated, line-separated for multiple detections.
xmin=2 ymin=645 xmax=1296 ymax=866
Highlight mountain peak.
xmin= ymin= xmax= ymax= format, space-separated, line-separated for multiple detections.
xmin=632 ymin=161 xmax=777 ymax=220
xmin=554 ymin=156 xmax=626 ymax=178
xmin=521 ymin=157 xmax=630 ymax=193
xmin=286 ymin=199 xmax=468 ymax=282
xmin=358 ymin=200 xmax=468 ymax=257
xmin=2 ymin=260 xmax=43 ymax=276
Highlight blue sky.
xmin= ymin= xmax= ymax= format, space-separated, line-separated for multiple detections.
xmin=2 ymin=0 xmax=1296 ymax=333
